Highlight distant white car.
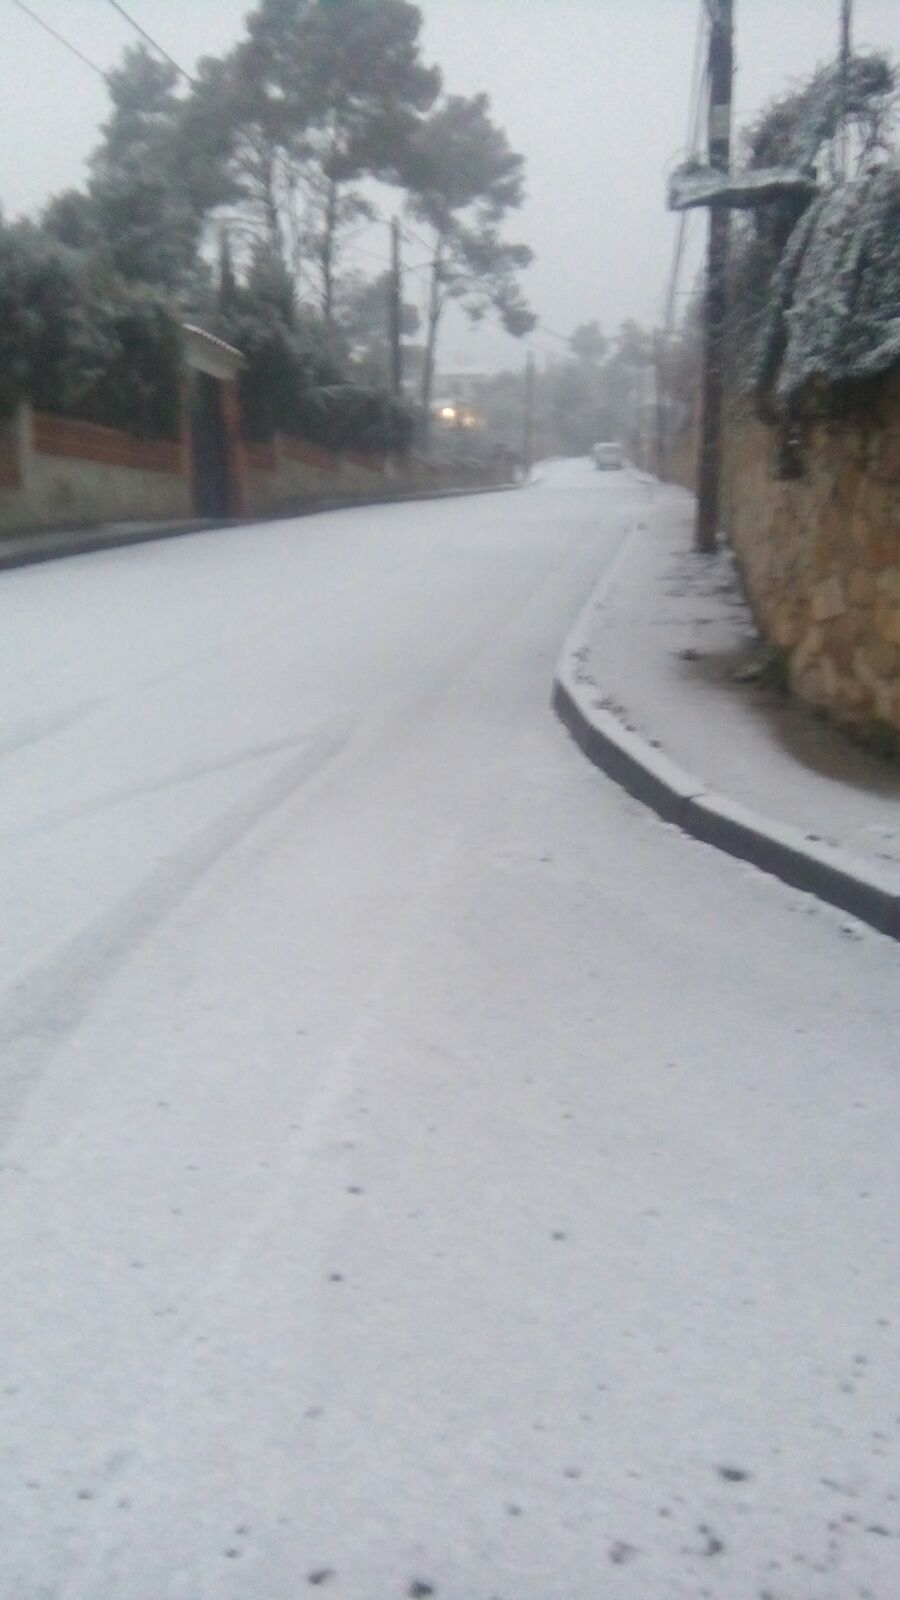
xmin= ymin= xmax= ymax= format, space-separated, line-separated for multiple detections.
xmin=592 ymin=442 xmax=624 ymax=470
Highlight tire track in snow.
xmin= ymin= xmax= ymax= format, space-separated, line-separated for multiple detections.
xmin=0 ymin=724 xmax=351 ymax=1140
xmin=0 ymin=499 xmax=627 ymax=1145
xmin=0 ymin=700 xmax=101 ymax=762
xmin=50 ymin=807 xmax=479 ymax=1600
xmin=5 ymin=734 xmax=306 ymax=842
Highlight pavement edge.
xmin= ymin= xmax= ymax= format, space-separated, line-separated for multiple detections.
xmin=0 ymin=480 xmax=521 ymax=574
xmin=552 ymin=545 xmax=900 ymax=944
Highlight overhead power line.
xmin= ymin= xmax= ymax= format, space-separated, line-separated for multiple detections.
xmin=661 ymin=0 xmax=709 ymax=337
xmin=102 ymin=0 xmax=194 ymax=84
xmin=532 ymin=322 xmax=572 ymax=347
xmin=8 ymin=0 xmax=107 ymax=79
xmin=400 ymin=223 xmax=435 ymax=256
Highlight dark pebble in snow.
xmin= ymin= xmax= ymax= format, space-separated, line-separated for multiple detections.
xmin=564 ymin=1467 xmax=582 ymax=1479
xmin=76 ymin=1489 xmax=94 ymax=1501
xmin=308 ymin=1569 xmax=335 ymax=1585
xmin=224 ymin=1548 xmax=240 ymax=1559
xmin=346 ymin=1186 xmax=363 ymax=1195
xmin=409 ymin=1583 xmax=435 ymax=1597
xmin=866 ymin=1525 xmax=890 ymax=1537
xmin=718 ymin=1466 xmax=751 ymax=1482
xmin=608 ymin=1541 xmax=638 ymax=1565
xmin=505 ymin=1503 xmax=522 ymax=1517
xmin=552 ymin=1231 xmax=567 ymax=1241
xmin=329 ymin=1273 xmax=344 ymax=1283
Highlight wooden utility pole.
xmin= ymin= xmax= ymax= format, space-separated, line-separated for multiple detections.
xmin=388 ymin=217 xmax=403 ymax=400
xmin=523 ymin=351 xmax=536 ymax=474
xmin=695 ymin=0 xmax=734 ymax=552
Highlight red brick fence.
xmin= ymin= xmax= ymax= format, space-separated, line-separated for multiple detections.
xmin=0 ymin=404 xmax=508 ymax=537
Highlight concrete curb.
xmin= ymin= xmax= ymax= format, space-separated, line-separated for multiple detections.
xmin=553 ymin=553 xmax=900 ymax=943
xmin=0 ymin=479 xmax=519 ymax=574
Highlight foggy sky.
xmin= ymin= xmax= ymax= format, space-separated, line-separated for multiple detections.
xmin=1 ymin=0 xmax=896 ymax=371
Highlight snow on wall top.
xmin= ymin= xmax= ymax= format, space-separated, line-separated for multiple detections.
xmin=668 ymin=163 xmax=817 ymax=212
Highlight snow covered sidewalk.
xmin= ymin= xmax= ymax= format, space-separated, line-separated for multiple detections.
xmin=555 ymin=480 xmax=900 ymax=936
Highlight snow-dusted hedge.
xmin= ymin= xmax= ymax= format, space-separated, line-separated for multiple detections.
xmin=0 ymin=219 xmax=183 ymax=438
xmin=752 ymin=163 xmax=900 ymax=409
xmin=746 ymin=54 xmax=894 ymax=175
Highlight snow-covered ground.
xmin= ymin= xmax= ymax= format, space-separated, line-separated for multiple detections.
xmin=0 ymin=460 xmax=898 ymax=1599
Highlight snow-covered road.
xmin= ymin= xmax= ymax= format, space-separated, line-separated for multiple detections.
xmin=1 ymin=461 xmax=898 ymax=1599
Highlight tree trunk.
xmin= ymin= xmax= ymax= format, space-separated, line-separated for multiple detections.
xmin=321 ymin=177 xmax=339 ymax=326
xmin=261 ymin=146 xmax=283 ymax=266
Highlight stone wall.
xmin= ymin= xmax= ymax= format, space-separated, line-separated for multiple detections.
xmin=722 ymin=370 xmax=900 ymax=738
xmin=665 ymin=428 xmax=698 ymax=496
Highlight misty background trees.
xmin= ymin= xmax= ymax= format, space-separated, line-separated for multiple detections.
xmin=474 ymin=319 xmax=659 ymax=461
xmin=0 ymin=0 xmax=537 ymax=450
xmin=0 ymin=0 xmax=706 ymax=462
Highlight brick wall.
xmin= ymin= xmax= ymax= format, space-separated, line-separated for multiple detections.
xmin=33 ymin=412 xmax=182 ymax=475
xmin=0 ymin=430 xmax=20 ymax=489
xmin=280 ymin=437 xmax=339 ymax=473
xmin=0 ymin=404 xmax=190 ymax=533
xmin=244 ymin=442 xmax=278 ymax=473
xmin=0 ymin=404 xmax=512 ymax=537
xmin=243 ymin=435 xmax=505 ymax=518
xmin=344 ymin=450 xmax=383 ymax=475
